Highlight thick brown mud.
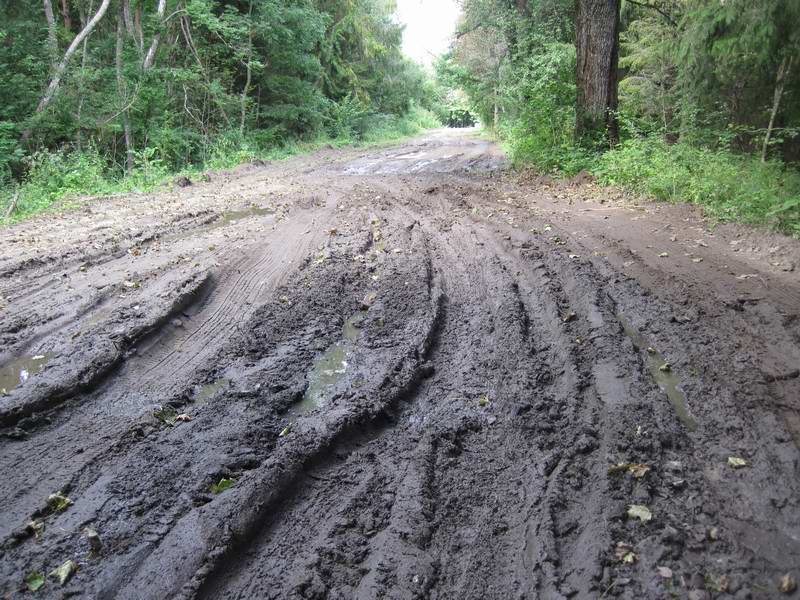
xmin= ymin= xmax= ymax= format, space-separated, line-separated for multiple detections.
xmin=1 ymin=130 xmax=799 ymax=599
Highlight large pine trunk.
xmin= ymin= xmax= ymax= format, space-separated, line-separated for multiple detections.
xmin=575 ymin=0 xmax=620 ymax=145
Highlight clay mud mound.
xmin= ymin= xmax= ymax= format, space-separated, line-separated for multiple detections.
xmin=1 ymin=129 xmax=799 ymax=599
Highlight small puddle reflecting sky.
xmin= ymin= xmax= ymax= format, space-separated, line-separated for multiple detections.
xmin=293 ymin=313 xmax=363 ymax=416
xmin=0 ymin=353 xmax=55 ymax=393
xmin=617 ymin=314 xmax=698 ymax=431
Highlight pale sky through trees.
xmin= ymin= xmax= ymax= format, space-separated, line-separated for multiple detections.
xmin=396 ymin=0 xmax=461 ymax=67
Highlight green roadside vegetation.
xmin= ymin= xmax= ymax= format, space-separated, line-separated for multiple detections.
xmin=0 ymin=1 xmax=446 ymax=225
xmin=440 ymin=0 xmax=800 ymax=235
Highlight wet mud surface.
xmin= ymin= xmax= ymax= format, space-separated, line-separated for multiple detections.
xmin=1 ymin=129 xmax=799 ymax=599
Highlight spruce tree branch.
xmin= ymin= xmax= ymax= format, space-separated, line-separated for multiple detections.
xmin=624 ymin=0 xmax=677 ymax=27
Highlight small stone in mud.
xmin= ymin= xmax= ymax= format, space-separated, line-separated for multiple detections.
xmin=171 ymin=318 xmax=184 ymax=328
xmin=83 ymin=527 xmax=102 ymax=552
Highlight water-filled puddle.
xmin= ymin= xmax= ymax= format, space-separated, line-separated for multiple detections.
xmin=617 ymin=314 xmax=698 ymax=431
xmin=193 ymin=378 xmax=230 ymax=404
xmin=218 ymin=205 xmax=275 ymax=225
xmin=162 ymin=205 xmax=276 ymax=244
xmin=0 ymin=353 xmax=55 ymax=394
xmin=292 ymin=314 xmax=363 ymax=415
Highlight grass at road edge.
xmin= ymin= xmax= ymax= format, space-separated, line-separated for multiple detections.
xmin=0 ymin=106 xmax=440 ymax=227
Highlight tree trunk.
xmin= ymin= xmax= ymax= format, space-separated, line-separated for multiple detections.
xmin=142 ymin=0 xmax=167 ymax=71
xmin=575 ymin=0 xmax=620 ymax=146
xmin=60 ymin=0 xmax=72 ymax=31
xmin=75 ymin=0 xmax=92 ymax=152
xmin=761 ymin=55 xmax=793 ymax=163
xmin=116 ymin=8 xmax=134 ymax=173
xmin=23 ymin=0 xmax=111 ymax=143
xmin=240 ymin=0 xmax=254 ymax=136
xmin=43 ymin=0 xmax=58 ymax=63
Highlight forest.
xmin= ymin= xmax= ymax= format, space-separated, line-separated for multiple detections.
xmin=443 ymin=0 xmax=800 ymax=233
xmin=0 ymin=0 xmax=440 ymax=220
xmin=2 ymin=0 xmax=800 ymax=233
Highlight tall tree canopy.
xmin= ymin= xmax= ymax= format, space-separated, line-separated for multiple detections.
xmin=0 ymin=0 xmax=435 ymax=182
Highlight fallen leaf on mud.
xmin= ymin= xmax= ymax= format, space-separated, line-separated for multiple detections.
xmin=279 ymin=426 xmax=291 ymax=437
xmin=608 ymin=463 xmax=650 ymax=478
xmin=569 ymin=254 xmax=580 ymax=259
xmin=562 ymin=311 xmax=576 ymax=323
xmin=727 ymin=456 xmax=748 ymax=469
xmin=656 ymin=566 xmax=673 ymax=579
xmin=25 ymin=571 xmax=45 ymax=592
xmin=658 ymin=252 xmax=669 ymax=258
xmin=122 ymin=280 xmax=140 ymax=289
xmin=736 ymin=274 xmax=758 ymax=280
xmin=692 ymin=257 xmax=704 ymax=263
xmin=646 ymin=347 xmax=656 ymax=354
xmin=175 ymin=413 xmax=192 ymax=423
xmin=328 ymin=228 xmax=337 ymax=236
xmin=47 ymin=492 xmax=73 ymax=513
xmin=360 ymin=292 xmax=377 ymax=310
xmin=478 ymin=395 xmax=490 ymax=407
xmin=659 ymin=363 xmax=671 ymax=372
xmin=27 ymin=519 xmax=45 ymax=538
xmin=153 ymin=406 xmax=179 ymax=426
xmin=544 ymin=224 xmax=552 ymax=232
xmin=49 ymin=559 xmax=77 ymax=586
xmin=780 ymin=574 xmax=797 ymax=594
xmin=627 ymin=504 xmax=652 ymax=522
xmin=210 ymin=478 xmax=235 ymax=494
xmin=575 ymin=336 xmax=583 ymax=345
xmin=614 ymin=542 xmax=636 ymax=563
xmin=708 ymin=574 xmax=730 ymax=593
xmin=279 ymin=295 xmax=290 ymax=304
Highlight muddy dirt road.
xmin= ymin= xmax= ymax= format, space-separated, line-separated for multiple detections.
xmin=1 ymin=129 xmax=799 ymax=599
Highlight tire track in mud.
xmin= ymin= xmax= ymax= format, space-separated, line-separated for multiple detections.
xmin=1 ymin=132 xmax=799 ymax=599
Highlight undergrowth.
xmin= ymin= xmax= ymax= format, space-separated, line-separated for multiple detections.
xmin=505 ymin=128 xmax=800 ymax=235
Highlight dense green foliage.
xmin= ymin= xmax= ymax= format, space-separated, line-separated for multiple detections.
xmin=444 ymin=0 xmax=800 ymax=233
xmin=1 ymin=0 xmax=440 ymax=221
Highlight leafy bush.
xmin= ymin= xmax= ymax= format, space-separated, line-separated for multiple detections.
xmin=595 ymin=136 xmax=800 ymax=233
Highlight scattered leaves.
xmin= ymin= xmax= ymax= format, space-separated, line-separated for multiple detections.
xmin=659 ymin=362 xmax=671 ymax=373
xmin=25 ymin=571 xmax=45 ymax=592
xmin=608 ymin=463 xmax=650 ymax=478
xmin=278 ymin=426 xmax=291 ymax=437
xmin=780 ymin=574 xmax=797 ymax=594
xmin=561 ymin=311 xmax=576 ymax=323
xmin=47 ymin=492 xmax=73 ymax=513
xmin=727 ymin=456 xmax=748 ymax=469
xmin=175 ymin=413 xmax=192 ymax=423
xmin=49 ymin=559 xmax=77 ymax=586
xmin=646 ymin=347 xmax=656 ymax=354
xmin=627 ymin=504 xmax=652 ymax=523
xmin=210 ymin=478 xmax=235 ymax=494
xmin=122 ymin=280 xmax=140 ymax=289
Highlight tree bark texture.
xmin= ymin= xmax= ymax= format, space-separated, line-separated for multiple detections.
xmin=761 ymin=55 xmax=793 ymax=163
xmin=116 ymin=8 xmax=135 ymax=172
xmin=575 ymin=0 xmax=620 ymax=145
xmin=43 ymin=0 xmax=58 ymax=63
